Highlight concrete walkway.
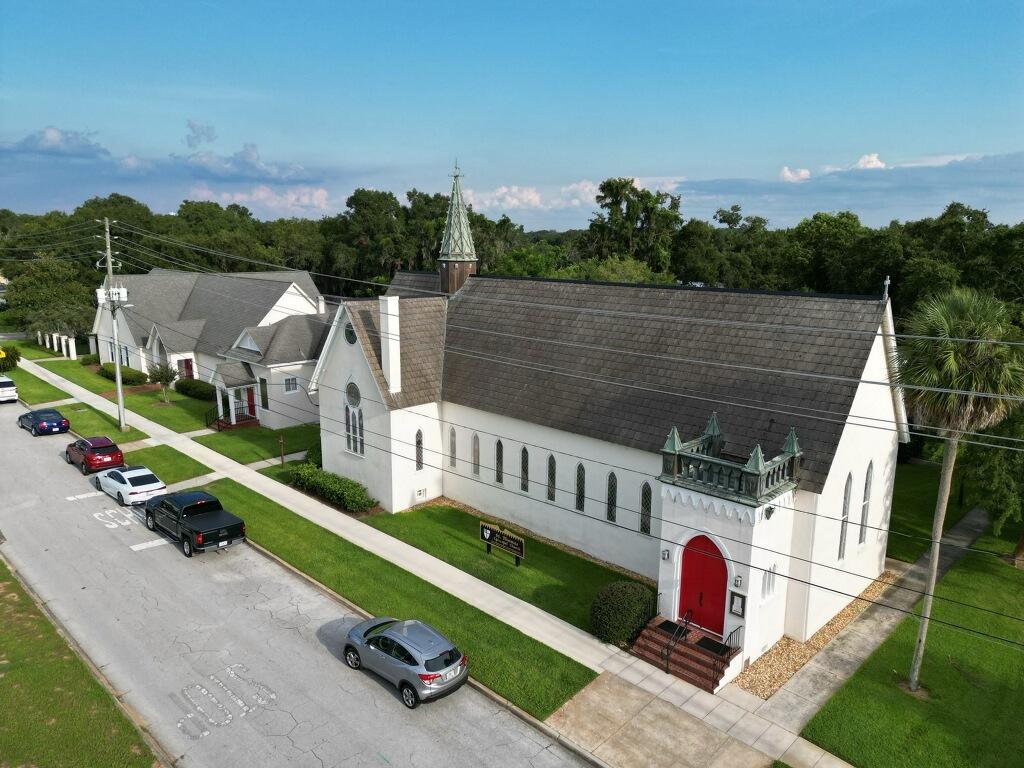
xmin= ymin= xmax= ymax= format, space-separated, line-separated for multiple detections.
xmin=247 ymin=450 xmax=308 ymax=470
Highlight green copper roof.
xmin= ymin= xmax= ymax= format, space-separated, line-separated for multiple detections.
xmin=439 ymin=166 xmax=477 ymax=262
xmin=662 ymin=426 xmax=684 ymax=453
xmin=783 ymin=426 xmax=802 ymax=456
xmin=702 ymin=411 xmax=722 ymax=438
xmin=744 ymin=444 xmax=766 ymax=473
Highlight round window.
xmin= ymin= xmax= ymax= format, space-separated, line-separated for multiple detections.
xmin=346 ymin=383 xmax=361 ymax=407
xmin=344 ymin=323 xmax=357 ymax=344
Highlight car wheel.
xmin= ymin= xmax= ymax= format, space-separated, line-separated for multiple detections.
xmin=65 ymin=450 xmax=73 ymax=464
xmin=31 ymin=426 xmax=38 ymax=436
xmin=93 ymin=476 xmax=101 ymax=489
xmin=80 ymin=462 xmax=89 ymax=476
xmin=399 ymin=683 xmax=419 ymax=710
xmin=182 ymin=537 xmax=193 ymax=558
xmin=116 ymin=492 xmax=125 ymax=506
xmin=344 ymin=646 xmax=361 ymax=670
xmin=145 ymin=513 xmax=156 ymax=532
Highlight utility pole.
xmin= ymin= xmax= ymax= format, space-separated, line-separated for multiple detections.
xmin=104 ymin=217 xmax=128 ymax=432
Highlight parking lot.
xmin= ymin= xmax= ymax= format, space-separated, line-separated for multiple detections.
xmin=0 ymin=406 xmax=587 ymax=768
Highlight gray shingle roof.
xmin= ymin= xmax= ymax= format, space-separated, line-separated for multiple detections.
xmin=442 ymin=276 xmax=890 ymax=494
xmin=215 ymin=361 xmax=256 ymax=388
xmin=386 ymin=271 xmax=442 ymax=298
xmin=345 ymin=297 xmax=446 ymax=409
xmin=224 ymin=311 xmax=336 ymax=366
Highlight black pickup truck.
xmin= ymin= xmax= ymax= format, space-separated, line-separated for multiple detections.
xmin=144 ymin=491 xmax=245 ymax=558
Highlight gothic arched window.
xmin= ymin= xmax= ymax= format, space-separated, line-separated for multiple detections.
xmin=472 ymin=433 xmax=480 ymax=476
xmin=575 ymin=463 xmax=585 ymax=511
xmin=606 ymin=473 xmax=617 ymax=522
xmin=520 ymin=447 xmax=530 ymax=492
xmin=495 ymin=440 xmax=503 ymax=484
xmin=415 ymin=430 xmax=424 ymax=471
xmin=640 ymin=482 xmax=652 ymax=535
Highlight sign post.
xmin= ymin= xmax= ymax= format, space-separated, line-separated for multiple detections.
xmin=479 ymin=521 xmax=525 ymax=567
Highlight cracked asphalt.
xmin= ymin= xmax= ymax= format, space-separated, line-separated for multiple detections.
xmin=0 ymin=408 xmax=588 ymax=768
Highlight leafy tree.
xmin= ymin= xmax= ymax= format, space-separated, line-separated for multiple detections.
xmin=0 ymin=344 xmax=21 ymax=373
xmin=147 ymin=363 xmax=179 ymax=404
xmin=900 ymin=288 xmax=1024 ymax=690
xmin=960 ymin=410 xmax=1024 ymax=560
xmin=714 ymin=204 xmax=743 ymax=229
xmin=4 ymin=256 xmax=95 ymax=336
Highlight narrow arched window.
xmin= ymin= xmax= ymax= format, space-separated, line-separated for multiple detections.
xmin=415 ymin=430 xmax=424 ymax=471
xmin=520 ymin=447 xmax=530 ymax=492
xmin=640 ymin=482 xmax=652 ymax=535
xmin=839 ymin=473 xmax=851 ymax=559
xmin=860 ymin=462 xmax=873 ymax=544
xmin=547 ymin=455 xmax=556 ymax=501
xmin=606 ymin=472 xmax=617 ymax=522
xmin=472 ymin=433 xmax=480 ymax=476
xmin=495 ymin=440 xmax=503 ymax=484
xmin=575 ymin=463 xmax=585 ymax=511
xmin=448 ymin=427 xmax=456 ymax=469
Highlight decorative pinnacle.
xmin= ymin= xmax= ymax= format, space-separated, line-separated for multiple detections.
xmin=783 ymin=426 xmax=802 ymax=456
xmin=703 ymin=411 xmax=722 ymax=438
xmin=662 ymin=426 xmax=684 ymax=453
xmin=439 ymin=163 xmax=476 ymax=262
xmin=744 ymin=444 xmax=766 ymax=473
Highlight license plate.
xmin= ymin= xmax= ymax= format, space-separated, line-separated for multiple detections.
xmin=51 ymin=427 xmax=60 ymax=432
xmin=218 ymin=540 xmax=229 ymax=547
xmin=443 ymin=668 xmax=458 ymax=682
xmin=101 ymin=457 xmax=111 ymax=462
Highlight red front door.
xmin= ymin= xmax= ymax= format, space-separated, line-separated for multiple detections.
xmin=245 ymin=387 xmax=256 ymax=417
xmin=679 ymin=535 xmax=727 ymax=635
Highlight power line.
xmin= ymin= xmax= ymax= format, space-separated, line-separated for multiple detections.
xmin=0 ymin=221 xmax=99 ymax=239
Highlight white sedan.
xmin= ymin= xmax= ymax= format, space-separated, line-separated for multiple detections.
xmin=94 ymin=465 xmax=167 ymax=506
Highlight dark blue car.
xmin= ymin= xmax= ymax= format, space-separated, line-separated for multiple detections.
xmin=18 ymin=408 xmax=70 ymax=436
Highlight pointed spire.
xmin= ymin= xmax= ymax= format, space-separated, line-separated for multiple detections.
xmin=744 ymin=444 xmax=766 ymax=473
xmin=439 ymin=164 xmax=477 ymax=262
xmin=702 ymin=411 xmax=722 ymax=438
xmin=783 ymin=426 xmax=802 ymax=456
xmin=662 ymin=426 xmax=684 ymax=453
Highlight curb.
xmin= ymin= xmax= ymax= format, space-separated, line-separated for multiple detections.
xmin=244 ymin=539 xmax=612 ymax=768
xmin=0 ymin=548 xmax=177 ymax=768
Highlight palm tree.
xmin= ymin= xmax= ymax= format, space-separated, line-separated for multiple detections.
xmin=900 ymin=287 xmax=1024 ymax=690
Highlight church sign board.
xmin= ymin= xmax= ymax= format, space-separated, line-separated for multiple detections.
xmin=479 ymin=521 xmax=525 ymax=566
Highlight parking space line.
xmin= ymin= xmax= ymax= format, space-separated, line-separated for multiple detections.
xmin=130 ymin=538 xmax=169 ymax=552
xmin=66 ymin=491 xmax=104 ymax=501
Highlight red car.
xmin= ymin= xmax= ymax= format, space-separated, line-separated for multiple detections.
xmin=65 ymin=436 xmax=125 ymax=476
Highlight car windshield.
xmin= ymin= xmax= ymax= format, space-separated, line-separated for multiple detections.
xmin=424 ymin=646 xmax=461 ymax=672
xmin=36 ymin=411 xmax=61 ymax=420
xmin=128 ymin=473 xmax=159 ymax=487
xmin=365 ymin=620 xmax=396 ymax=638
xmin=181 ymin=499 xmax=223 ymax=517
xmin=93 ymin=445 xmax=119 ymax=455
xmin=0 ymin=381 xmax=14 ymax=389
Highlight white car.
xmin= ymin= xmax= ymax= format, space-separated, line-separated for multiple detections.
xmin=0 ymin=375 xmax=17 ymax=403
xmin=94 ymin=465 xmax=167 ymax=506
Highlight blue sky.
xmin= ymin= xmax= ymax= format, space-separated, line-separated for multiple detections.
xmin=1 ymin=1 xmax=1022 ymax=227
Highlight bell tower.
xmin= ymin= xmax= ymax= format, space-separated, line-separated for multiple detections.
xmin=437 ymin=164 xmax=478 ymax=294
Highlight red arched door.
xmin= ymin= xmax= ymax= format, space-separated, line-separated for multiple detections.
xmin=679 ymin=535 xmax=727 ymax=635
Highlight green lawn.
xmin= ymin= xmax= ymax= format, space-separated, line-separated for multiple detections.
xmin=123 ymin=389 xmax=210 ymax=433
xmin=64 ymin=402 xmax=147 ymax=443
xmin=803 ymin=515 xmax=1024 ymax=768
xmin=5 ymin=366 xmax=68 ymax=404
xmin=5 ymin=338 xmax=58 ymax=360
xmin=195 ymin=478 xmax=596 ymax=719
xmin=257 ymin=458 xmax=305 ymax=485
xmin=39 ymin=359 xmax=113 ymax=394
xmin=194 ymin=423 xmax=319 ymax=464
xmin=0 ymin=558 xmax=155 ymax=768
xmin=886 ymin=462 xmax=968 ymax=563
xmin=365 ymin=504 xmax=647 ymax=633
xmin=123 ymin=444 xmax=210 ymax=485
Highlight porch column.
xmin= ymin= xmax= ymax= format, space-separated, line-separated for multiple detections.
xmin=216 ymin=388 xmax=224 ymax=420
xmin=44 ymin=333 xmax=51 ymax=349
xmin=62 ymin=336 xmax=70 ymax=357
xmin=228 ymin=388 xmax=237 ymax=425
xmin=88 ymin=336 xmax=97 ymax=355
xmin=67 ymin=337 xmax=77 ymax=361
xmin=37 ymin=331 xmax=43 ymax=346
xmin=252 ymin=385 xmax=261 ymax=422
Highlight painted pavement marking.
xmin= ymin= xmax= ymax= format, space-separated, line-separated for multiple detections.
xmin=130 ymin=538 xmax=169 ymax=552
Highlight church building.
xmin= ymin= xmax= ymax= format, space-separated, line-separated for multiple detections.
xmin=309 ymin=169 xmax=908 ymax=689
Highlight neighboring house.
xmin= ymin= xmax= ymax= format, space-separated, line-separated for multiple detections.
xmin=91 ymin=268 xmax=326 ymax=427
xmin=309 ymin=168 xmax=909 ymax=689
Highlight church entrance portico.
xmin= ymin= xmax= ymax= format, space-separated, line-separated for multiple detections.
xmin=679 ymin=534 xmax=727 ymax=636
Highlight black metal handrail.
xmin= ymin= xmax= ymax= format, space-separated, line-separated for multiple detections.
xmin=724 ymin=625 xmax=743 ymax=651
xmin=662 ymin=609 xmax=692 ymax=672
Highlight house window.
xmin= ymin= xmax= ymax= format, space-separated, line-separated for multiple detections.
xmin=415 ymin=430 xmax=423 ymax=471
xmin=284 ymin=377 xmax=298 ymax=393
xmin=344 ymin=322 xmax=357 ymax=344
xmin=345 ymin=383 xmax=363 ymax=455
xmin=575 ymin=464 xmax=585 ymax=512
xmin=839 ymin=473 xmax=852 ymax=560
xmin=606 ymin=473 xmax=617 ymax=522
xmin=259 ymin=378 xmax=269 ymax=409
xmin=472 ymin=434 xmax=480 ymax=476
xmin=640 ymin=482 xmax=652 ymax=535
xmin=449 ymin=427 xmax=456 ymax=469
xmin=520 ymin=447 xmax=529 ymax=492
xmin=495 ymin=440 xmax=503 ymax=484
xmin=547 ymin=455 xmax=556 ymax=501
xmin=860 ymin=461 xmax=873 ymax=545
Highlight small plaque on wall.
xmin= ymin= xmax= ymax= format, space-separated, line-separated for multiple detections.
xmin=729 ymin=591 xmax=746 ymax=618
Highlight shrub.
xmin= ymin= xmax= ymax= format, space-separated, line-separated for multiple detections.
xmin=305 ymin=441 xmax=322 ymax=468
xmin=289 ymin=462 xmax=375 ymax=513
xmin=175 ymin=378 xmax=217 ymax=401
xmin=0 ymin=344 xmax=21 ymax=373
xmin=590 ymin=581 xmax=655 ymax=643
xmin=79 ymin=353 xmax=99 ymax=366
xmin=98 ymin=362 xmax=148 ymax=386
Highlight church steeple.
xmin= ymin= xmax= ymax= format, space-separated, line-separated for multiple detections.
xmin=438 ymin=163 xmax=478 ymax=293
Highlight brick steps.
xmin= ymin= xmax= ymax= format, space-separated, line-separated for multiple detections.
xmin=629 ymin=617 xmax=737 ymax=693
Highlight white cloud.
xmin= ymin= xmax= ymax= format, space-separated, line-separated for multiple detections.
xmin=779 ymin=166 xmax=811 ymax=183
xmin=190 ymin=182 xmax=330 ymax=214
xmin=856 ymin=153 xmax=886 ymax=169
xmin=11 ymin=126 xmax=109 ymax=158
xmin=184 ymin=120 xmax=217 ymax=149
xmin=178 ymin=143 xmax=313 ymax=182
xmin=894 ymin=153 xmax=974 ymax=168
xmin=632 ymin=175 xmax=686 ymax=193
xmin=465 ymin=179 xmax=603 ymax=211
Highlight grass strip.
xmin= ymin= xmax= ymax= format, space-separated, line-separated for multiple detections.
xmin=64 ymin=402 xmax=148 ymax=443
xmin=194 ymin=423 xmax=319 ymax=464
xmin=38 ymin=359 xmax=113 ymax=394
xmin=123 ymin=444 xmax=210 ymax=485
xmin=197 ymin=478 xmax=596 ymax=719
xmin=886 ymin=463 xmax=967 ymax=563
xmin=123 ymin=389 xmax=210 ymax=433
xmin=6 ymin=366 xmax=69 ymax=404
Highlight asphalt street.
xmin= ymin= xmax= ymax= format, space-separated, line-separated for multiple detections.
xmin=0 ymin=403 xmax=587 ymax=768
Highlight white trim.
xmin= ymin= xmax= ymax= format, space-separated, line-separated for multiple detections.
xmin=881 ymin=302 xmax=911 ymax=443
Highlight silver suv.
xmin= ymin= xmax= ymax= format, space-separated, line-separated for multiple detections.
xmin=344 ymin=617 xmax=468 ymax=709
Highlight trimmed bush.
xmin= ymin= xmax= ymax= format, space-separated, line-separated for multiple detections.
xmin=174 ymin=378 xmax=216 ymax=401
xmin=79 ymin=353 xmax=99 ymax=366
xmin=98 ymin=362 xmax=148 ymax=386
xmin=288 ymin=462 xmax=375 ymax=513
xmin=305 ymin=441 xmax=322 ymax=468
xmin=590 ymin=581 xmax=655 ymax=643
xmin=0 ymin=344 xmax=21 ymax=373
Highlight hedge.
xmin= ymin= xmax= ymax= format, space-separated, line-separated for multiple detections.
xmin=79 ymin=353 xmax=99 ymax=366
xmin=590 ymin=581 xmax=655 ymax=643
xmin=288 ymin=462 xmax=375 ymax=513
xmin=0 ymin=344 xmax=21 ymax=373
xmin=305 ymin=441 xmax=322 ymax=468
xmin=98 ymin=362 xmax=148 ymax=386
xmin=174 ymin=378 xmax=217 ymax=401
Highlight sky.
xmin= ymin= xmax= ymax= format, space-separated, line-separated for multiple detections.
xmin=1 ymin=0 xmax=1022 ymax=229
